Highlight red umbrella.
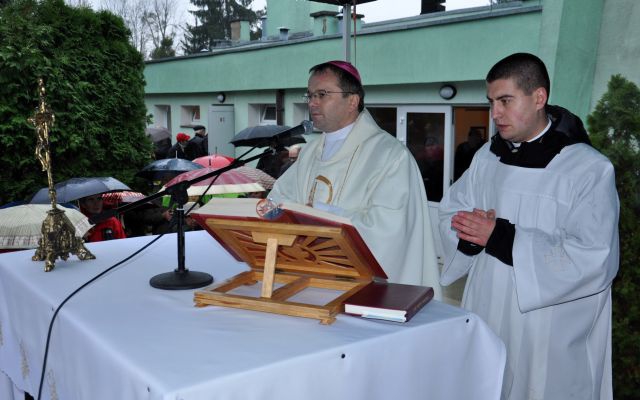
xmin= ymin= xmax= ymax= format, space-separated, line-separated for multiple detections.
xmin=101 ymin=191 xmax=146 ymax=207
xmin=163 ymin=168 xmax=264 ymax=196
xmin=193 ymin=154 xmax=235 ymax=168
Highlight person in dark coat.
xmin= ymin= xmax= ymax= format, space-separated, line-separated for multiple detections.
xmin=190 ymin=125 xmax=209 ymax=158
xmin=454 ymin=127 xmax=484 ymax=181
xmin=256 ymin=144 xmax=289 ymax=178
xmin=166 ymin=133 xmax=198 ymax=160
xmin=153 ymin=138 xmax=172 ymax=160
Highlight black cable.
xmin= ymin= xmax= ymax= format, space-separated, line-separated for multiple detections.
xmin=36 ymin=146 xmax=266 ymax=399
xmin=37 ymin=167 xmax=229 ymax=400
xmin=36 ymin=233 xmax=164 ymax=400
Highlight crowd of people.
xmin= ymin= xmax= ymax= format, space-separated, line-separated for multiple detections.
xmin=75 ymin=128 xmax=301 ymax=242
xmin=164 ymin=125 xmax=209 ymax=161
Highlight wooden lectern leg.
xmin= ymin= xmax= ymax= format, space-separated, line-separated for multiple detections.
xmin=261 ymin=237 xmax=278 ymax=298
xmin=251 ymin=232 xmax=297 ymax=299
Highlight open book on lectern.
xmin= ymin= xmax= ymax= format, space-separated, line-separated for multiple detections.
xmin=191 ymin=198 xmax=434 ymax=324
xmin=189 ymin=197 xmax=390 ymax=324
xmin=191 ymin=197 xmax=388 ymax=280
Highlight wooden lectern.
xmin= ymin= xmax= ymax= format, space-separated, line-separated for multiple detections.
xmin=191 ymin=199 xmax=387 ymax=324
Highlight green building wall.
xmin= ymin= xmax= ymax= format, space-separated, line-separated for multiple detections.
xmin=591 ymin=0 xmax=640 ymax=109
xmin=144 ymin=0 xmax=639 ymax=140
xmin=537 ymin=0 xmax=605 ymax=119
xmin=145 ymin=2 xmax=543 ymax=132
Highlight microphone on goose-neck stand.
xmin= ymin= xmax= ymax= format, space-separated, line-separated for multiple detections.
xmin=272 ymin=122 xmax=308 ymax=143
xmin=89 ymin=122 xmax=311 ymax=290
xmin=148 ymin=122 xmax=310 ymax=290
xmin=261 ymin=122 xmax=309 ymax=151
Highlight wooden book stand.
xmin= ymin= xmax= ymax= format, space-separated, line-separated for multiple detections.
xmin=192 ymin=211 xmax=386 ymax=324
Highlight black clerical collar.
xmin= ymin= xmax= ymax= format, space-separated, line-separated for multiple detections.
xmin=490 ymin=128 xmax=573 ymax=168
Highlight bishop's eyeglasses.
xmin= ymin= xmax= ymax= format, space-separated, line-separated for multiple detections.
xmin=302 ymin=90 xmax=355 ymax=103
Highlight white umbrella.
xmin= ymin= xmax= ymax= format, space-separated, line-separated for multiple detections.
xmin=0 ymin=204 xmax=92 ymax=249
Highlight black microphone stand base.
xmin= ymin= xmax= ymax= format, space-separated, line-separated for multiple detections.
xmin=150 ymin=269 xmax=213 ymax=290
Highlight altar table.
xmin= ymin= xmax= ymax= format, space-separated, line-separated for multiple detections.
xmin=0 ymin=231 xmax=505 ymax=400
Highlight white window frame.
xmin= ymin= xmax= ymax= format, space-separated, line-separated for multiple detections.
xmin=259 ymin=104 xmax=277 ymax=125
xmin=180 ymin=105 xmax=201 ymax=126
xmin=153 ymin=105 xmax=171 ymax=128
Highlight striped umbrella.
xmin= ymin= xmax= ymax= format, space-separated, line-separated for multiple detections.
xmin=101 ymin=191 xmax=146 ymax=207
xmin=235 ymin=166 xmax=276 ymax=190
xmin=0 ymin=204 xmax=92 ymax=250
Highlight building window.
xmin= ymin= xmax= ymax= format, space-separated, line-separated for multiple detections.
xmin=153 ymin=105 xmax=171 ymax=128
xmin=181 ymin=105 xmax=201 ymax=126
xmin=260 ymin=105 xmax=277 ymax=125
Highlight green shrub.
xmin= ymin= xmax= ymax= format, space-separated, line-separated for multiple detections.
xmin=0 ymin=0 xmax=153 ymax=205
xmin=587 ymin=74 xmax=640 ymax=399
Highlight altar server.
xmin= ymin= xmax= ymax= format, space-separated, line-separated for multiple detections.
xmin=439 ymin=52 xmax=619 ymax=399
xmin=269 ymin=60 xmax=441 ymax=296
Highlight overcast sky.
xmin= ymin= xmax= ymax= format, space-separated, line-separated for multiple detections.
xmin=251 ymin=0 xmax=491 ymax=23
xmin=85 ymin=0 xmax=490 ymax=25
xmin=177 ymin=0 xmax=491 ymax=25
xmin=85 ymin=0 xmax=490 ymax=44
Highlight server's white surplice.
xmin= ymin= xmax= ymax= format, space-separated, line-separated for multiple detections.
xmin=439 ymin=143 xmax=619 ymax=400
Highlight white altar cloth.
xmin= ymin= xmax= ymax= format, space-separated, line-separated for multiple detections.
xmin=0 ymin=231 xmax=505 ymax=400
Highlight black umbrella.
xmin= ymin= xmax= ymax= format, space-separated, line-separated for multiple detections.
xmin=30 ymin=177 xmax=131 ymax=204
xmin=230 ymin=124 xmax=307 ymax=148
xmin=136 ymin=158 xmax=204 ymax=181
xmin=145 ymin=126 xmax=171 ymax=143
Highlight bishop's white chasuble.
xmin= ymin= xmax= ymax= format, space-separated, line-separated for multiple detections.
xmin=270 ymin=110 xmax=441 ymax=299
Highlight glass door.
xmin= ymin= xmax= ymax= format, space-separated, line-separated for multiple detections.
xmin=396 ymin=106 xmax=453 ymax=204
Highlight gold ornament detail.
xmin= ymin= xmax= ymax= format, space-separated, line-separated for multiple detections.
xmin=28 ymin=78 xmax=95 ymax=271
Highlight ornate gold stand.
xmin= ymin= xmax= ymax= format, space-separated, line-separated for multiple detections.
xmin=29 ymin=78 xmax=95 ymax=272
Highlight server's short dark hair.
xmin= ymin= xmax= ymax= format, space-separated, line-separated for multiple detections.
xmin=486 ymin=53 xmax=550 ymax=102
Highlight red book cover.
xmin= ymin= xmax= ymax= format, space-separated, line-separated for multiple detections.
xmin=344 ymin=281 xmax=434 ymax=323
